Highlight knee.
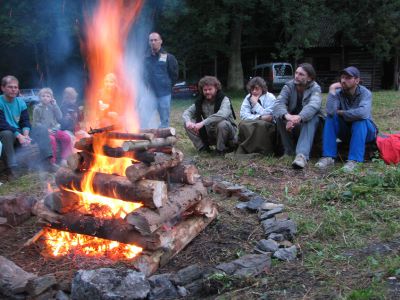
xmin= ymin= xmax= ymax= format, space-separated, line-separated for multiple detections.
xmin=0 ymin=130 xmax=15 ymax=144
xmin=216 ymin=120 xmax=229 ymax=131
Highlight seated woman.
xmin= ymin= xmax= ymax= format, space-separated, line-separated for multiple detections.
xmin=237 ymin=77 xmax=276 ymax=155
xmin=33 ymin=88 xmax=73 ymax=167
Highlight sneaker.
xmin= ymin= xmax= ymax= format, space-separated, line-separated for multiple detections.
xmin=342 ymin=160 xmax=359 ymax=173
xmin=315 ymin=157 xmax=335 ymax=170
xmin=292 ymin=153 xmax=307 ymax=169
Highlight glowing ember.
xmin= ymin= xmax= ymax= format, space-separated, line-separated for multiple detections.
xmin=43 ymin=228 xmax=142 ymax=259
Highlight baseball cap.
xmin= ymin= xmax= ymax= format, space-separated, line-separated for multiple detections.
xmin=340 ymin=66 xmax=360 ymax=78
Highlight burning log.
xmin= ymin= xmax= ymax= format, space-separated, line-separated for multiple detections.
xmin=105 ymin=132 xmax=154 ymax=141
xmin=122 ymin=136 xmax=177 ymax=152
xmin=125 ymin=150 xmax=184 ymax=182
xmin=133 ymin=202 xmax=218 ymax=276
xmin=141 ymin=127 xmax=176 ymax=138
xmin=55 ymin=168 xmax=167 ymax=209
xmin=67 ymin=152 xmax=95 ymax=172
xmin=74 ymin=137 xmax=94 ymax=152
xmin=88 ymin=125 xmax=116 ymax=134
xmin=44 ymin=190 xmax=81 ymax=214
xmin=125 ymin=181 xmax=207 ymax=235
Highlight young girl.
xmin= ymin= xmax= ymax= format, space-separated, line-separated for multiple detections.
xmin=33 ymin=88 xmax=72 ymax=167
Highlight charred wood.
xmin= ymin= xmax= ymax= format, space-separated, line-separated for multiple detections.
xmin=106 ymin=132 xmax=155 ymax=141
xmin=141 ymin=127 xmax=176 ymax=138
xmin=55 ymin=168 xmax=167 ymax=209
xmin=44 ymin=191 xmax=81 ymax=214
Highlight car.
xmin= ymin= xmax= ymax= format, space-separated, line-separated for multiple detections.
xmin=251 ymin=62 xmax=294 ymax=92
xmin=172 ymin=81 xmax=198 ymax=99
xmin=18 ymin=88 xmax=41 ymax=106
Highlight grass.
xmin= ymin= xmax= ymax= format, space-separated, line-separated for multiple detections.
xmin=1 ymin=90 xmax=400 ymax=298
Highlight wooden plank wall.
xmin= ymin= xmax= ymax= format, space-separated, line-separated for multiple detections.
xmin=346 ymin=50 xmax=382 ymax=90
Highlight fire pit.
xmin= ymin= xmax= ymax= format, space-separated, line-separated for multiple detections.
xmin=32 ymin=127 xmax=218 ymax=275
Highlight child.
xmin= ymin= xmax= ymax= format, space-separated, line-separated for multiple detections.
xmin=60 ymin=87 xmax=81 ymax=133
xmin=33 ymin=88 xmax=72 ymax=167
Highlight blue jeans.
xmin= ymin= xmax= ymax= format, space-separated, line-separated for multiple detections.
xmin=322 ymin=114 xmax=376 ymax=162
xmin=157 ymin=94 xmax=171 ymax=128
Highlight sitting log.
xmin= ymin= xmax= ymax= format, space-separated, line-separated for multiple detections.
xmin=55 ymin=168 xmax=167 ymax=209
xmin=122 ymin=136 xmax=177 ymax=152
xmin=125 ymin=150 xmax=183 ymax=182
xmin=125 ymin=181 xmax=207 ymax=235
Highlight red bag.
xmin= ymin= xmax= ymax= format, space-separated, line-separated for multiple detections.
xmin=376 ymin=133 xmax=400 ymax=164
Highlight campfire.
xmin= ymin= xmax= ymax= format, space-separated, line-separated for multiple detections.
xmin=30 ymin=0 xmax=218 ymax=276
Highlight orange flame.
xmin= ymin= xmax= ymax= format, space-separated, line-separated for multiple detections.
xmin=43 ymin=228 xmax=142 ymax=259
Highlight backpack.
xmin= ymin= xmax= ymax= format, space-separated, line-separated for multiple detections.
xmin=376 ymin=133 xmax=400 ymax=165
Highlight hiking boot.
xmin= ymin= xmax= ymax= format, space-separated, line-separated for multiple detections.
xmin=342 ymin=160 xmax=359 ymax=173
xmin=292 ymin=153 xmax=307 ymax=169
xmin=315 ymin=157 xmax=335 ymax=170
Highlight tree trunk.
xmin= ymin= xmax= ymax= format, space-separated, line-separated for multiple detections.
xmin=394 ymin=54 xmax=399 ymax=90
xmin=227 ymin=17 xmax=244 ymax=90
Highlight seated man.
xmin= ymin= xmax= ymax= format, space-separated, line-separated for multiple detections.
xmin=237 ymin=76 xmax=276 ymax=155
xmin=315 ymin=66 xmax=377 ymax=172
xmin=182 ymin=76 xmax=237 ymax=154
xmin=0 ymin=75 xmax=55 ymax=179
xmin=273 ymin=63 xmax=323 ymax=169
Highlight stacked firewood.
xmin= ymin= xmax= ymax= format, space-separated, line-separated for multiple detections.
xmin=32 ymin=128 xmax=218 ymax=275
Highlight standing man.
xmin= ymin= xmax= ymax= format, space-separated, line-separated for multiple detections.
xmin=0 ymin=75 xmax=55 ymax=179
xmin=315 ymin=66 xmax=377 ymax=172
xmin=144 ymin=32 xmax=178 ymax=128
xmin=182 ymin=76 xmax=237 ymax=155
xmin=273 ymin=63 xmax=323 ymax=169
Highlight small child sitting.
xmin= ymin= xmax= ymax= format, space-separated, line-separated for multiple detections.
xmin=33 ymin=88 xmax=72 ymax=167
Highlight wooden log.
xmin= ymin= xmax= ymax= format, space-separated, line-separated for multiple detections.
xmin=88 ymin=125 xmax=116 ymax=134
xmin=74 ymin=137 xmax=93 ymax=152
xmin=141 ymin=127 xmax=176 ymax=138
xmin=67 ymin=151 xmax=95 ymax=172
xmin=125 ymin=181 xmax=207 ymax=235
xmin=122 ymin=136 xmax=177 ymax=152
xmin=105 ymin=132 xmax=154 ymax=141
xmin=34 ymin=202 xmax=161 ymax=250
xmin=55 ymin=167 xmax=167 ymax=209
xmin=32 ymin=199 xmax=61 ymax=224
xmin=103 ymin=146 xmax=155 ymax=163
xmin=132 ymin=203 xmax=218 ymax=276
xmin=125 ymin=150 xmax=184 ymax=182
xmin=44 ymin=190 xmax=81 ymax=214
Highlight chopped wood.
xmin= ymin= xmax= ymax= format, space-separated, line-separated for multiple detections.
xmin=88 ymin=125 xmax=116 ymax=134
xmin=55 ymin=167 xmax=167 ymax=209
xmin=44 ymin=191 xmax=81 ymax=214
xmin=125 ymin=181 xmax=207 ymax=235
xmin=132 ymin=204 xmax=218 ymax=276
xmin=141 ymin=127 xmax=176 ymax=138
xmin=122 ymin=136 xmax=177 ymax=152
xmin=23 ymin=229 xmax=45 ymax=247
xmin=125 ymin=149 xmax=184 ymax=182
xmin=67 ymin=151 xmax=95 ymax=172
xmin=105 ymin=132 xmax=154 ymax=141
xmin=31 ymin=200 xmax=61 ymax=224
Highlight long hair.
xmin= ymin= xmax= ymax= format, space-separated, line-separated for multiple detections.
xmin=298 ymin=63 xmax=316 ymax=81
xmin=198 ymin=76 xmax=222 ymax=96
xmin=246 ymin=76 xmax=268 ymax=94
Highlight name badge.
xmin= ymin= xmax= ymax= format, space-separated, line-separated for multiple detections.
xmin=159 ymin=53 xmax=167 ymax=62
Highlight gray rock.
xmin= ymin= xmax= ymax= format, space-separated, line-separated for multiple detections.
xmin=258 ymin=202 xmax=284 ymax=211
xmin=216 ymin=254 xmax=271 ymax=277
xmin=268 ymin=233 xmax=285 ymax=242
xmin=56 ymin=290 xmax=70 ymax=300
xmin=26 ymin=274 xmax=57 ymax=296
xmin=262 ymin=219 xmax=297 ymax=240
xmin=148 ymin=274 xmax=178 ymax=300
xmin=0 ymin=255 xmax=37 ymax=296
xmin=273 ymin=245 xmax=297 ymax=261
xmin=235 ymin=202 xmax=248 ymax=210
xmin=183 ymin=278 xmax=204 ymax=296
xmin=259 ymin=207 xmax=284 ymax=220
xmin=176 ymin=286 xmax=188 ymax=297
xmin=235 ymin=189 xmax=256 ymax=201
xmin=173 ymin=264 xmax=204 ymax=286
xmin=71 ymin=268 xmax=150 ymax=300
xmin=256 ymin=239 xmax=279 ymax=252
xmin=247 ymin=196 xmax=267 ymax=211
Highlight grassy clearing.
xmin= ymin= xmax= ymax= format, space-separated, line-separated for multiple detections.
xmin=1 ymin=90 xmax=399 ymax=298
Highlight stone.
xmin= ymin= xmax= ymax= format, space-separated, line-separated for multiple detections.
xmin=71 ymin=268 xmax=150 ymax=300
xmin=55 ymin=290 xmax=70 ymax=300
xmin=26 ymin=274 xmax=57 ymax=296
xmin=256 ymin=239 xmax=279 ymax=252
xmin=268 ymin=233 xmax=285 ymax=242
xmin=246 ymin=196 xmax=267 ymax=211
xmin=34 ymin=289 xmax=57 ymax=300
xmin=235 ymin=202 xmax=248 ymax=210
xmin=262 ymin=219 xmax=297 ymax=240
xmin=216 ymin=254 xmax=271 ymax=277
xmin=173 ymin=264 xmax=204 ymax=286
xmin=259 ymin=207 xmax=284 ymax=220
xmin=176 ymin=286 xmax=188 ymax=298
xmin=279 ymin=240 xmax=293 ymax=248
xmin=183 ymin=278 xmax=204 ymax=296
xmin=274 ymin=212 xmax=289 ymax=221
xmin=148 ymin=274 xmax=178 ymax=300
xmin=258 ymin=202 xmax=284 ymax=211
xmin=0 ymin=256 xmax=37 ymax=296
xmin=235 ymin=189 xmax=256 ymax=201
xmin=273 ymin=246 xmax=297 ymax=261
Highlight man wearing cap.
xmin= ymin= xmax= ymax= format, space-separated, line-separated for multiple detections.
xmin=315 ymin=66 xmax=377 ymax=172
